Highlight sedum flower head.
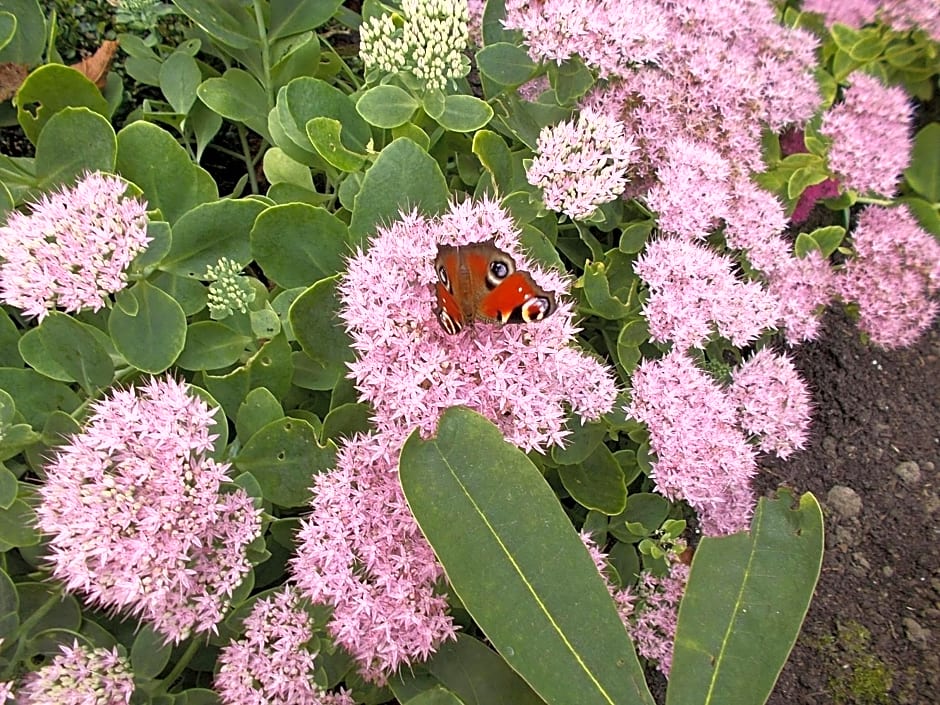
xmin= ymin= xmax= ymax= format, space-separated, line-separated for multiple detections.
xmin=635 ymin=237 xmax=780 ymax=351
xmin=820 ymin=72 xmax=913 ymax=197
xmin=526 ymin=108 xmax=636 ymax=220
xmin=206 ymin=256 xmax=256 ymax=319
xmin=0 ymin=171 xmax=150 ymax=320
xmin=628 ymin=350 xmax=758 ymax=536
xmin=339 ymin=196 xmax=617 ymax=453
xmin=291 ymin=433 xmax=457 ymax=684
xmin=15 ymin=641 xmax=134 ymax=705
xmin=803 ymin=0 xmax=940 ymax=42
xmin=360 ymin=0 xmax=469 ymax=92
xmin=216 ymin=588 xmax=354 ymax=705
xmin=836 ymin=205 xmax=940 ymax=348
xmin=37 ymin=377 xmax=262 ymax=644
xmin=729 ymin=348 xmax=812 ymax=459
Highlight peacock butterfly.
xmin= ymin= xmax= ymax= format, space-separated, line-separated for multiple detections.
xmin=433 ymin=239 xmax=556 ymax=334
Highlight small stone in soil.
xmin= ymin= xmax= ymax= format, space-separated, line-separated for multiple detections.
xmin=894 ymin=460 xmax=921 ymax=485
xmin=827 ymin=484 xmax=863 ymax=519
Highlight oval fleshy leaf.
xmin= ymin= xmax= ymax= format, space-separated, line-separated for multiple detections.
xmin=108 ymin=281 xmax=186 ymax=374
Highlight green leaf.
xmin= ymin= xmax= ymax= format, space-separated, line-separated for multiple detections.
xmin=235 ymin=387 xmax=283 ymax=443
xmin=197 ymin=69 xmax=268 ymax=127
xmin=116 ymin=121 xmax=218 ymax=224
xmin=348 ymin=138 xmax=449 ymax=246
xmin=252 ymin=201 xmax=351 ymax=287
xmin=609 ymin=493 xmax=669 ymax=543
xmin=269 ymin=0 xmax=342 ymax=39
xmin=667 ymin=491 xmax=824 ymax=705
xmin=108 ymin=281 xmax=186 ymax=374
xmin=0 ymin=465 xmax=16 ymax=507
xmin=357 ymin=85 xmax=420 ymax=128
xmin=15 ymin=64 xmax=109 ymax=145
xmin=582 ymin=262 xmax=631 ymax=319
xmin=472 ymin=130 xmax=513 ymax=186
xmin=160 ymin=198 xmax=265 ymax=277
xmin=557 ymin=445 xmax=626 ymax=515
xmin=0 ymin=499 xmax=39 ymax=547
xmin=203 ymin=334 xmax=293 ymax=419
xmin=289 ymin=276 xmax=354 ymax=382
xmin=619 ymin=222 xmax=653 ymax=254
xmin=436 ymin=95 xmax=494 ymax=133
xmin=0 ymin=12 xmax=14 ymax=54
xmin=551 ymin=420 xmax=606 ymax=465
xmin=306 ymin=116 xmax=368 ymax=172
xmin=234 ymin=417 xmax=337 ymax=507
xmin=30 ymin=313 xmax=114 ymax=395
xmin=550 ymin=57 xmax=594 ymax=105
xmin=33 ymin=108 xmax=116 ymax=189
xmin=321 ymin=402 xmax=372 ymax=442
xmin=0 ymin=369 xmax=79 ymax=428
xmin=787 ymin=166 xmax=828 ymax=200
xmin=276 ymin=76 xmax=371 ymax=156
xmin=475 ymin=43 xmax=537 ymax=86
xmin=160 ymin=50 xmax=201 ymax=114
xmin=904 ymin=123 xmax=940 ymax=202
xmin=151 ymin=270 xmax=208 ymax=315
xmin=400 ymin=408 xmax=654 ymax=705
xmin=0 ymin=567 xmax=18 ymax=642
xmin=177 ymin=321 xmax=249 ymax=371
xmin=263 ymin=147 xmax=315 ymax=190
xmin=0 ymin=0 xmax=43 ymax=65
xmin=131 ymin=624 xmax=173 ymax=678
xmin=171 ymin=0 xmax=256 ymax=49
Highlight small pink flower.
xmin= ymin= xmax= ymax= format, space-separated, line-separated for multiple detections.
xmin=339 ymin=196 xmax=617 ymax=454
xmin=820 ymin=72 xmax=913 ymax=197
xmin=15 ymin=641 xmax=134 ymax=705
xmin=837 ymin=205 xmax=940 ymax=348
xmin=0 ymin=171 xmax=150 ymax=320
xmin=526 ymin=108 xmax=636 ymax=220
xmin=730 ymin=348 xmax=813 ymax=459
xmin=291 ymin=433 xmax=457 ymax=684
xmin=216 ymin=588 xmax=355 ymax=705
xmin=37 ymin=377 xmax=262 ymax=644
xmin=628 ymin=350 xmax=758 ymax=536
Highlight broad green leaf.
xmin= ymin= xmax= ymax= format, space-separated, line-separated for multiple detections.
xmin=17 ymin=583 xmax=81 ymax=637
xmin=0 ymin=0 xmax=43 ymax=64
xmin=475 ymin=43 xmax=537 ymax=86
xmin=262 ymin=147 xmax=315 ymax=189
xmin=550 ymin=56 xmax=593 ymax=104
xmin=400 ymin=408 xmax=654 ymax=705
xmin=667 ymin=491 xmax=824 ymax=705
xmin=171 ymin=0 xmax=256 ymax=49
xmin=235 ymin=387 xmax=284 ymax=443
xmin=15 ymin=64 xmax=109 ymax=145
xmin=187 ymin=98 xmax=224 ymax=162
xmin=18 ymin=328 xmax=73 ymax=382
xmin=0 ymin=12 xmax=13 ymax=53
xmin=251 ymin=203 xmax=348 ymax=287
xmin=177 ymin=321 xmax=249 ymax=371
xmin=436 ymin=95 xmax=494 ymax=133
xmin=0 ymin=499 xmax=38 ymax=546
xmin=557 ymin=444 xmax=627 ymax=515
xmin=174 ymin=689 xmax=224 ymax=705
xmin=160 ymin=50 xmax=201 ymax=114
xmin=270 ymin=31 xmax=321 ymax=90
xmin=321 ymin=402 xmax=372 ymax=442
xmin=617 ymin=317 xmax=649 ymax=347
xmin=0 ymin=568 xmax=18 ymax=642
xmin=131 ymin=625 xmax=172 ymax=678
xmin=402 ymin=687 xmax=463 ymax=705
xmin=269 ymin=0 xmax=342 ymax=39
xmin=904 ymin=123 xmax=940 ymax=202
xmin=609 ymin=493 xmax=670 ymax=543
xmin=0 ymin=369 xmax=79 ymax=428
xmin=348 ymin=138 xmax=449 ymax=246
xmin=551 ymin=420 xmax=606 ymax=465
xmin=151 ymin=271 xmax=209 ymax=316
xmin=234 ymin=417 xmax=337 ymax=507
xmin=160 ymin=198 xmax=265 ymax=277
xmin=30 ymin=312 xmax=114 ymax=394
xmin=0 ymin=312 xmax=21 ymax=368
xmin=787 ymin=166 xmax=828 ymax=200
xmin=582 ymin=262 xmax=631 ymax=319
xmin=0 ymin=464 xmax=16 ymax=504
xmin=290 ymin=276 xmax=354 ymax=376
xmin=33 ymin=108 xmax=115 ymax=189
xmin=306 ymin=116 xmax=368 ymax=172
xmin=276 ymin=77 xmax=371 ymax=156
xmin=116 ymin=121 xmax=218 ymax=224
xmin=472 ymin=130 xmax=513 ymax=187
xmin=619 ymin=222 xmax=653 ymax=254
xmin=357 ymin=85 xmax=420 ymax=128
xmin=203 ymin=334 xmax=293 ymax=419
xmin=197 ymin=69 xmax=268 ymax=128
xmin=108 ymin=281 xmax=186 ymax=373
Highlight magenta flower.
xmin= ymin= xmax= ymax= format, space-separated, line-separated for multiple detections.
xmin=15 ymin=641 xmax=134 ymax=705
xmin=216 ymin=588 xmax=354 ymax=705
xmin=803 ymin=0 xmax=940 ymax=42
xmin=338 ymin=196 xmax=617 ymax=453
xmin=37 ymin=377 xmax=262 ymax=644
xmin=0 ymin=682 xmax=10 ymax=703
xmin=526 ymin=108 xmax=636 ymax=220
xmin=635 ymin=237 xmax=779 ymax=351
xmin=729 ymin=348 xmax=812 ymax=459
xmin=836 ymin=205 xmax=940 ymax=349
xmin=628 ymin=350 xmax=758 ymax=536
xmin=291 ymin=433 xmax=457 ymax=684
xmin=820 ymin=72 xmax=913 ymax=197
xmin=0 ymin=171 xmax=150 ymax=320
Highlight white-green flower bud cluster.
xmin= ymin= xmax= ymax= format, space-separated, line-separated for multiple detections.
xmin=206 ymin=257 xmax=256 ymax=319
xmin=359 ymin=0 xmax=469 ymax=92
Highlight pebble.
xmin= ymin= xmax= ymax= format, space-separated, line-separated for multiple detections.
xmin=894 ymin=460 xmax=921 ymax=485
xmin=902 ymin=617 xmax=929 ymax=649
xmin=827 ymin=485 xmax=863 ymax=519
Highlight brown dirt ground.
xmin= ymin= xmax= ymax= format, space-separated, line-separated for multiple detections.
xmin=756 ymin=310 xmax=940 ymax=705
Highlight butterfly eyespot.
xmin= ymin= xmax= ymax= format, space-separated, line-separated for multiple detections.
xmin=437 ymin=265 xmax=451 ymax=290
xmin=522 ymin=296 xmax=553 ymax=322
xmin=486 ymin=254 xmax=515 ymax=288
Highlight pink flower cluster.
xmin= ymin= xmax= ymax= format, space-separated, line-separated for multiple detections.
xmin=820 ymin=72 xmax=913 ymax=196
xmin=339 ymin=196 xmax=617 ymax=453
xmin=634 ymin=237 xmax=779 ymax=351
xmin=526 ymin=108 xmax=636 ymax=220
xmin=836 ymin=205 xmax=940 ymax=348
xmin=803 ymin=0 xmax=940 ymax=42
xmin=291 ymin=434 xmax=457 ymax=684
xmin=628 ymin=350 xmax=811 ymax=535
xmin=37 ymin=377 xmax=262 ymax=644
xmin=14 ymin=641 xmax=134 ymax=705
xmin=0 ymin=171 xmax=150 ymax=320
xmin=216 ymin=589 xmax=354 ymax=705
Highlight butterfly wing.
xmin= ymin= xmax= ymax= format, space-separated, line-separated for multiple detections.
xmin=477 ymin=270 xmax=556 ymax=324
